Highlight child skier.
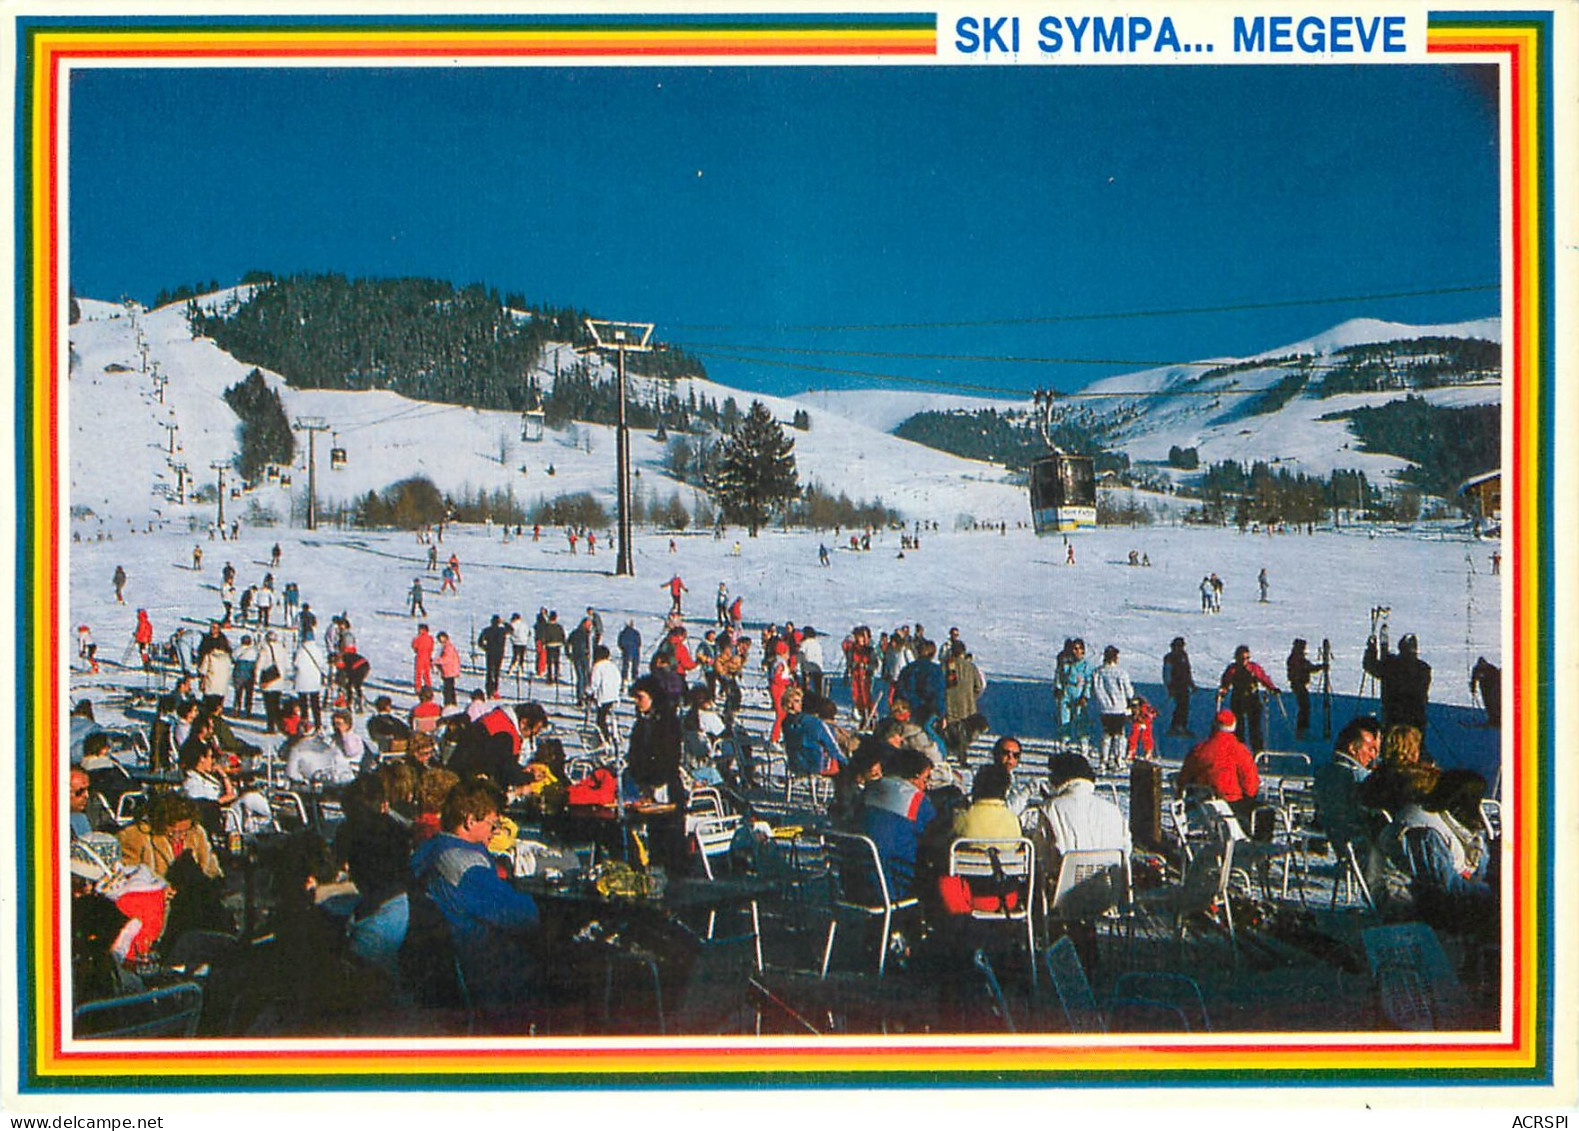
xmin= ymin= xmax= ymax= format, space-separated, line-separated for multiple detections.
xmin=1127 ymin=695 xmax=1158 ymax=762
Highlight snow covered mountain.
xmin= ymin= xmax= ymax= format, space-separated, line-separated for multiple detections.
xmin=67 ymin=291 xmax=1500 ymax=542
xmin=67 ymin=293 xmax=1030 ymax=535
xmin=797 ymin=316 xmax=1502 ymax=484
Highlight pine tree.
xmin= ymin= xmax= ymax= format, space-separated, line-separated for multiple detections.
xmin=708 ymin=400 xmax=800 ymax=536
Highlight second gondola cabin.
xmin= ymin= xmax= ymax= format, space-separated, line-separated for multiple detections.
xmin=1028 ymin=452 xmax=1096 ymax=534
xmin=329 ymin=434 xmax=347 ymax=470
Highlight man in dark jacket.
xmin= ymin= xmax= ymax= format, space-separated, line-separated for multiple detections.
xmin=617 ymin=621 xmax=642 ymax=688
xmin=567 ymin=617 xmax=595 ymax=701
xmin=1285 ymin=638 xmax=1328 ymax=740
xmin=1363 ymin=632 xmax=1432 ymax=730
xmin=1162 ymin=637 xmax=1196 ymax=736
xmin=539 ymin=612 xmax=566 ymax=683
xmin=626 ymin=677 xmax=687 ymax=869
xmin=477 ymin=614 xmax=511 ymax=698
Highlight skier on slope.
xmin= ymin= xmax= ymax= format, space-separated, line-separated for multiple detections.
xmin=1217 ymin=644 xmax=1280 ymax=753
xmin=1286 ymin=638 xmax=1328 ymax=740
xmin=663 ymin=574 xmax=688 ymax=616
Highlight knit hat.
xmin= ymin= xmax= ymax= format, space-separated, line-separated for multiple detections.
xmin=1215 ymin=708 xmax=1236 ymax=729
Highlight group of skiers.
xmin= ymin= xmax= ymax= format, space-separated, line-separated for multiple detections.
xmin=1051 ymin=627 xmax=1438 ymax=770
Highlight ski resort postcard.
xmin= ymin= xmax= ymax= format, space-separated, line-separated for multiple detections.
xmin=5 ymin=0 xmax=1576 ymax=1119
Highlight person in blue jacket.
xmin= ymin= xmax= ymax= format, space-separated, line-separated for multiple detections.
xmin=796 ymin=695 xmax=848 ymax=777
xmin=893 ymin=639 xmax=948 ymax=756
xmin=859 ymin=747 xmax=938 ymax=899
xmin=410 ymin=778 xmax=539 ymax=1017
xmin=1053 ymin=638 xmax=1093 ymax=742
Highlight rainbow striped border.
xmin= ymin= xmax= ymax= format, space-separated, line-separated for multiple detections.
xmin=11 ymin=10 xmax=1558 ymax=1092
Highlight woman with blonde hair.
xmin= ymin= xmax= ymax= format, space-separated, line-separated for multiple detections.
xmin=1379 ymin=724 xmax=1425 ymax=767
xmin=413 ymin=767 xmax=460 ymax=844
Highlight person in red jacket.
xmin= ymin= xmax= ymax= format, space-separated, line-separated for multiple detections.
xmin=1127 ymin=695 xmax=1158 ymax=762
xmin=1178 ymin=708 xmax=1261 ymax=831
xmin=1217 ymin=644 xmax=1280 ymax=753
xmin=133 ymin=609 xmax=155 ymax=667
xmin=768 ymin=640 xmax=795 ymax=744
xmin=411 ymin=624 xmax=435 ymax=693
xmin=662 ymin=574 xmax=688 ymax=616
xmin=666 ymin=627 xmax=698 ymax=677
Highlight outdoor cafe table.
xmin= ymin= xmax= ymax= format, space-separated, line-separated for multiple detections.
xmin=513 ymin=872 xmax=773 ymax=971
xmin=513 ymin=802 xmax=682 ymax=866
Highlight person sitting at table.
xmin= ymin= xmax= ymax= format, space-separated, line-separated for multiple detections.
xmin=515 ymin=736 xmax=568 ymax=814
xmin=860 ymin=747 xmax=939 ymax=899
xmin=409 ymin=686 xmax=443 ymax=736
xmin=951 ymin=764 xmax=1021 ymax=840
xmin=404 ymin=730 xmax=440 ymax=770
xmin=118 ymin=791 xmax=230 ymax=940
xmin=410 ymin=778 xmax=540 ymax=1026
xmin=831 ymin=738 xmax=888 ymax=831
xmin=680 ymin=684 xmax=727 ymax=781
xmin=1031 ymin=751 xmax=1130 ymax=870
xmin=283 ymin=727 xmax=357 ymax=787
xmin=1363 ymin=763 xmax=1496 ymax=939
xmin=413 ymin=767 xmax=459 ymax=845
xmin=376 ymin=759 xmax=420 ymax=826
xmin=180 ymin=733 xmax=274 ymax=836
xmin=447 ymin=701 xmax=545 ymax=796
xmin=336 ymin=775 xmax=412 ymax=981
xmin=367 ymin=696 xmax=412 ymax=753
xmin=796 ymin=694 xmax=848 ymax=779
xmin=1177 ymin=708 xmax=1260 ymax=833
xmin=203 ymin=703 xmax=263 ymax=765
xmin=989 ymin=736 xmax=1038 ymax=824
xmin=1313 ymin=714 xmax=1382 ymax=856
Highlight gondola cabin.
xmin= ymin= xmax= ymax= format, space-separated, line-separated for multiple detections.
xmin=1028 ymin=453 xmax=1097 ymax=534
xmin=329 ymin=436 xmax=347 ymax=470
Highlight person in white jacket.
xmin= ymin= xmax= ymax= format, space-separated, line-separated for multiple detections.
xmin=197 ymin=638 xmax=234 ymax=713
xmin=586 ymin=644 xmax=623 ymax=744
xmin=1088 ymin=645 xmax=1136 ymax=772
xmin=293 ymin=637 xmax=329 ymax=732
xmin=1034 ymin=750 xmax=1131 ymax=860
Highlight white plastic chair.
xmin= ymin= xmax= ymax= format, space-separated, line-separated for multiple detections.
xmin=949 ymin=837 xmax=1038 ymax=986
xmin=1047 ymin=846 xmax=1132 ymax=958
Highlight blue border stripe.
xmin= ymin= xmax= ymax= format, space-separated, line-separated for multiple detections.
xmin=1534 ymin=5 xmax=1555 ymax=1086
xmin=14 ymin=19 xmax=37 ymax=1092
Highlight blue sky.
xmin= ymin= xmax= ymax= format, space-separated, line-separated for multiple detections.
xmin=69 ymin=64 xmax=1499 ymax=397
